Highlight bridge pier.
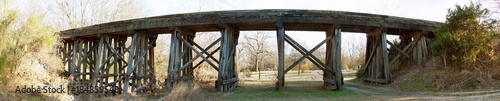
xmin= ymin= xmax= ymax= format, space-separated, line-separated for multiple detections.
xmin=361 ymin=28 xmax=392 ymax=83
xmin=276 ymin=24 xmax=343 ymax=91
xmin=166 ymin=29 xmax=214 ymax=89
xmin=324 ymin=25 xmax=343 ymax=90
xmin=217 ymin=24 xmax=240 ymax=92
xmin=122 ymin=32 xmax=157 ymax=92
xmin=60 ymin=32 xmax=157 ymax=95
xmin=166 ymin=26 xmax=239 ymax=92
xmin=389 ymin=31 xmax=429 ymax=69
xmin=93 ymin=35 xmax=129 ymax=94
xmin=69 ymin=37 xmax=98 ymax=89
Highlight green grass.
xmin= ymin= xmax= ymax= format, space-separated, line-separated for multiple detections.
xmin=399 ymin=70 xmax=438 ymax=91
xmin=28 ymin=94 xmax=44 ymax=101
xmin=226 ymin=89 xmax=358 ymax=100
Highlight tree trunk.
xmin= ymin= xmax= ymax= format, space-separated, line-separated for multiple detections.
xmin=256 ymin=56 xmax=260 ymax=80
xmin=298 ymin=65 xmax=300 ymax=75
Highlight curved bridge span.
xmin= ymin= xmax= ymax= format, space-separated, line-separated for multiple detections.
xmin=58 ymin=9 xmax=439 ymax=94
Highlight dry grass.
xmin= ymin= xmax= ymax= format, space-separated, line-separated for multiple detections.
xmin=194 ymin=66 xmax=218 ymax=83
xmin=160 ymin=80 xmax=220 ymax=101
xmin=392 ymin=56 xmax=500 ymax=92
xmin=0 ymin=50 xmax=74 ymax=100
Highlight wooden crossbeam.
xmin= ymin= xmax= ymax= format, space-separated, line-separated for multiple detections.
xmin=389 ymin=38 xmax=417 ymax=66
xmin=176 ymin=36 xmax=220 ymax=72
xmin=176 ymin=33 xmax=219 ymax=71
xmin=386 ymin=40 xmax=410 ymax=59
xmin=283 ymin=34 xmax=335 ymax=74
xmin=192 ymin=40 xmax=220 ymax=63
xmin=103 ymin=37 xmax=129 ymax=64
xmin=193 ymin=47 xmax=220 ymax=70
xmin=284 ymin=33 xmax=333 ymax=74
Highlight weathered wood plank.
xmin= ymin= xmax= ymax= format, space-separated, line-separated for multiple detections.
xmin=381 ymin=31 xmax=391 ymax=83
xmin=60 ymin=10 xmax=440 ymax=38
xmin=276 ymin=22 xmax=285 ymax=91
xmin=124 ymin=31 xmax=137 ymax=92
xmin=334 ymin=27 xmax=343 ymax=88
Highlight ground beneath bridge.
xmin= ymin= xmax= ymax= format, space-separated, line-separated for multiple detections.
xmin=217 ymin=70 xmax=500 ymax=100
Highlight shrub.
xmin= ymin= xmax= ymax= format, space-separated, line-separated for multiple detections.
xmin=0 ymin=9 xmax=57 ymax=84
xmin=430 ymin=2 xmax=499 ymax=66
xmin=243 ymin=69 xmax=252 ymax=77
xmin=463 ymin=77 xmax=481 ymax=89
xmin=355 ymin=68 xmax=363 ymax=78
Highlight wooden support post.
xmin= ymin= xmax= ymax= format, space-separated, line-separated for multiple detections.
xmin=216 ymin=24 xmax=239 ymax=92
xmin=325 ymin=25 xmax=342 ymax=90
xmin=167 ymin=30 xmax=180 ymax=89
xmin=71 ymin=37 xmax=79 ymax=83
xmin=276 ymin=22 xmax=285 ymax=91
xmin=334 ymin=27 xmax=343 ymax=87
xmin=93 ymin=34 xmax=104 ymax=87
xmin=182 ymin=31 xmax=195 ymax=79
xmin=149 ymin=35 xmax=157 ymax=90
xmin=381 ymin=31 xmax=391 ymax=83
xmin=125 ymin=31 xmax=137 ymax=92
xmin=83 ymin=41 xmax=88 ymax=81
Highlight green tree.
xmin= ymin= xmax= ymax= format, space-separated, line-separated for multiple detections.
xmin=431 ymin=2 xmax=499 ymax=66
xmin=0 ymin=8 xmax=57 ymax=84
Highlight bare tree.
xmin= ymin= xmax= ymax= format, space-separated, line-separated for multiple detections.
xmin=50 ymin=0 xmax=144 ymax=30
xmin=342 ymin=39 xmax=366 ymax=70
xmin=243 ymin=31 xmax=272 ymax=80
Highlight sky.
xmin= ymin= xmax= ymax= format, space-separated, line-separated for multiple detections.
xmin=140 ymin=0 xmax=470 ymax=51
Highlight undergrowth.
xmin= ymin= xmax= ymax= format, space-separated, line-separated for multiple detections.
xmin=399 ymin=70 xmax=438 ymax=91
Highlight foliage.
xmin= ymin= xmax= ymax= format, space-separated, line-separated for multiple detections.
xmin=463 ymin=77 xmax=481 ymax=90
xmin=0 ymin=8 xmax=57 ymax=84
xmin=355 ymin=68 xmax=363 ymax=78
xmin=430 ymin=2 xmax=499 ymax=66
xmin=0 ymin=10 xmax=17 ymax=74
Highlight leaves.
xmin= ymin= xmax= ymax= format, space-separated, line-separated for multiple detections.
xmin=431 ymin=2 xmax=499 ymax=66
xmin=0 ymin=6 xmax=57 ymax=81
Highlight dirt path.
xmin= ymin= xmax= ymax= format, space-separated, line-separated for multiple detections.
xmin=312 ymin=70 xmax=500 ymax=100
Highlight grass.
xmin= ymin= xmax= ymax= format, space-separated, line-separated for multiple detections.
xmin=226 ymin=89 xmax=358 ymax=100
xmin=399 ymin=70 xmax=438 ymax=91
xmin=28 ymin=94 xmax=44 ymax=101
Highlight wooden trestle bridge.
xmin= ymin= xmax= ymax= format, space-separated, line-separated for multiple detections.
xmin=58 ymin=9 xmax=439 ymax=94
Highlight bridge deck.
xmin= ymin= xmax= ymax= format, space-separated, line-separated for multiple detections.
xmin=60 ymin=9 xmax=440 ymax=39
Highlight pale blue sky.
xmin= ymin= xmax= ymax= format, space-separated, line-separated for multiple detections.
xmin=141 ymin=0 xmax=470 ymax=50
